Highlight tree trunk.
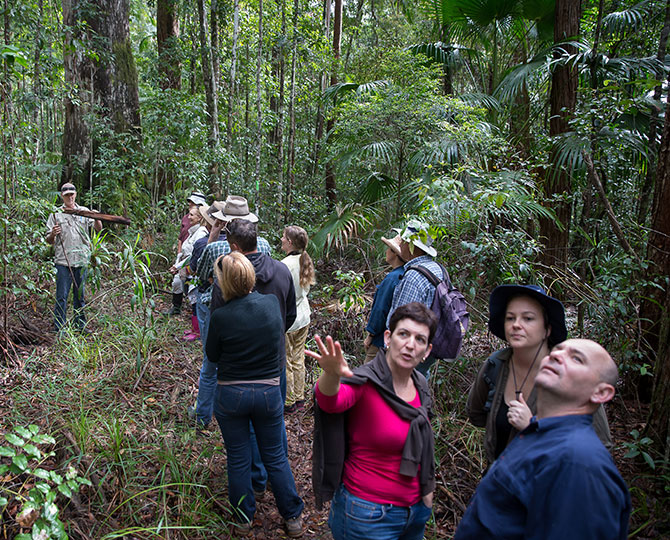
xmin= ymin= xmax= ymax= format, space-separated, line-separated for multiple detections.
xmin=312 ymin=0 xmax=331 ymax=178
xmin=646 ymin=290 xmax=670 ymax=460
xmin=211 ymin=0 xmax=220 ymax=84
xmin=32 ymin=0 xmax=43 ymax=170
xmin=640 ymin=85 xmax=670 ymax=404
xmin=285 ymin=0 xmax=299 ymax=220
xmin=254 ymin=0 xmax=264 ymax=212
xmin=324 ymin=0 xmax=342 ymax=208
xmin=61 ymin=0 xmax=94 ymax=190
xmin=197 ymin=0 xmax=220 ymax=196
xmin=538 ymin=0 xmax=580 ymax=269
xmin=225 ymin=0 xmax=240 ymax=190
xmin=637 ymin=0 xmax=670 ymax=224
xmin=271 ymin=0 xmax=287 ymax=210
xmin=157 ymin=0 xmax=181 ymax=90
xmin=644 ymin=93 xmax=670 ymax=453
xmin=90 ymin=0 xmax=141 ymax=134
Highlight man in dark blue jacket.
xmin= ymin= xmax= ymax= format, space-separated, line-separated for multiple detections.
xmin=455 ymin=339 xmax=631 ymax=540
xmin=211 ymin=218 xmax=296 ymax=496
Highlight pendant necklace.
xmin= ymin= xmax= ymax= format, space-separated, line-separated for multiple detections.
xmin=510 ymin=341 xmax=545 ymax=399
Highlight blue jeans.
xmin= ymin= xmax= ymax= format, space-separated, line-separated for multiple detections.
xmin=329 ymin=485 xmax=431 ymax=540
xmin=214 ymin=383 xmax=303 ymax=523
xmin=249 ymin=362 xmax=288 ymax=490
xmin=54 ymin=264 xmax=87 ymax=331
xmin=195 ymin=300 xmax=217 ymax=426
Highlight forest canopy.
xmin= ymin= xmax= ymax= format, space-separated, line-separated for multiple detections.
xmin=1 ymin=0 xmax=670 ymax=537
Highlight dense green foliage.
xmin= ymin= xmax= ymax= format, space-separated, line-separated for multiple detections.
xmin=2 ymin=0 xmax=670 ymax=537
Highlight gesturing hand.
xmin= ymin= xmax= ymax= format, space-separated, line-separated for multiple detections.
xmin=507 ymin=392 xmax=532 ymax=431
xmin=306 ymin=335 xmax=354 ymax=379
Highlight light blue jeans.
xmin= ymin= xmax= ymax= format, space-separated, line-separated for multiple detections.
xmin=195 ymin=299 xmax=217 ymax=426
xmin=329 ymin=484 xmax=431 ymax=540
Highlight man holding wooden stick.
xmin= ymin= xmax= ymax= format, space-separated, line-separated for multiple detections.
xmin=46 ymin=183 xmax=102 ymax=333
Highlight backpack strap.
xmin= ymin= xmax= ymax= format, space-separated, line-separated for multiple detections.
xmin=406 ymin=262 xmax=451 ymax=288
xmin=482 ymin=352 xmax=505 ymax=412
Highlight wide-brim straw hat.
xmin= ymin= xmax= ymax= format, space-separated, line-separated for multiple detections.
xmin=488 ymin=284 xmax=567 ymax=347
xmin=381 ymin=234 xmax=404 ymax=260
xmin=200 ymin=201 xmax=225 ymax=227
xmin=211 ymin=195 xmax=258 ymax=223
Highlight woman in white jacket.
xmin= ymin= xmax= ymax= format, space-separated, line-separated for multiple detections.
xmin=167 ymin=206 xmax=208 ymax=339
xmin=280 ymin=225 xmax=316 ymax=412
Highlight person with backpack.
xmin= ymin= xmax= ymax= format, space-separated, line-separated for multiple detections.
xmin=363 ymin=234 xmax=405 ymax=363
xmin=465 ymin=285 xmax=611 ymax=464
xmin=386 ymin=220 xmax=469 ymax=377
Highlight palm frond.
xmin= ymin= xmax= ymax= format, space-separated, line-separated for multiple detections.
xmin=602 ymin=0 xmax=654 ymax=38
xmin=360 ymin=141 xmax=397 ymax=166
xmin=494 ymin=49 xmax=551 ymax=102
xmin=471 ymin=170 xmax=558 ymax=224
xmin=322 ymin=80 xmax=391 ymax=104
xmin=310 ymin=204 xmax=380 ymax=257
xmin=550 ymin=132 xmax=588 ymax=178
xmin=322 ymin=82 xmax=361 ymax=104
xmin=358 ymin=171 xmax=399 ymax=204
xmin=458 ymin=92 xmax=503 ymax=112
xmin=597 ymin=127 xmax=650 ymax=161
xmin=407 ymin=42 xmax=475 ymax=69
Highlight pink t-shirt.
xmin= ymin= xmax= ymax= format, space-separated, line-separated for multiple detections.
xmin=315 ymin=381 xmax=421 ymax=506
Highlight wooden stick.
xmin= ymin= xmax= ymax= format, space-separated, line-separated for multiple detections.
xmin=62 ymin=208 xmax=131 ymax=226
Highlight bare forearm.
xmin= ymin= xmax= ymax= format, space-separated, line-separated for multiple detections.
xmin=317 ymin=371 xmax=342 ymax=396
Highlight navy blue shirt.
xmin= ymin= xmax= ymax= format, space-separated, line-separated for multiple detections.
xmin=455 ymin=414 xmax=631 ymax=540
xmin=365 ymin=266 xmax=405 ymax=348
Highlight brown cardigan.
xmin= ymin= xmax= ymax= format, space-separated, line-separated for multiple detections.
xmin=466 ymin=347 xmax=612 ymax=464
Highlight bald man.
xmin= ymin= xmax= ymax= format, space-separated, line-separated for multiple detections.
xmin=455 ymin=339 xmax=631 ymax=540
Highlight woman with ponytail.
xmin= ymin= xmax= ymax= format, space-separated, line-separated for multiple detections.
xmin=281 ymin=225 xmax=316 ymax=413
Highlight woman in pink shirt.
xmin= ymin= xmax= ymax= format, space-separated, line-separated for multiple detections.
xmin=307 ymin=302 xmax=437 ymax=540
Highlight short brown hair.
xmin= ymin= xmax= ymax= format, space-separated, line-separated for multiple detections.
xmin=389 ymin=302 xmax=438 ymax=343
xmin=214 ymin=252 xmax=256 ymax=301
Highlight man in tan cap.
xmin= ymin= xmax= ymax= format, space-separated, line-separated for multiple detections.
xmin=46 ymin=183 xmax=102 ymax=333
xmin=363 ymin=234 xmax=406 ymax=362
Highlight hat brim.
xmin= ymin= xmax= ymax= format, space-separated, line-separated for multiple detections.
xmin=187 ymin=196 xmax=206 ymax=206
xmin=199 ymin=204 xmax=215 ymax=226
xmin=488 ymin=285 xmax=567 ymax=346
xmin=61 ymin=189 xmax=76 ymax=195
xmin=211 ymin=210 xmax=259 ymax=223
xmin=381 ymin=236 xmax=403 ymax=258
xmin=408 ymin=239 xmax=437 ymax=258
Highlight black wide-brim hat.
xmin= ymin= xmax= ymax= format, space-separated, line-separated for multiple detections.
xmin=488 ymin=284 xmax=567 ymax=346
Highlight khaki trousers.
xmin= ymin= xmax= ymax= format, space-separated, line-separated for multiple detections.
xmin=285 ymin=325 xmax=309 ymax=405
xmin=365 ymin=343 xmax=380 ymax=364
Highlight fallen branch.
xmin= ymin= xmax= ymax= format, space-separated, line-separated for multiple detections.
xmin=62 ymin=208 xmax=131 ymax=226
xmin=582 ymin=151 xmax=642 ymax=265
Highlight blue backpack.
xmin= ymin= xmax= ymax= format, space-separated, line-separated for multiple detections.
xmin=406 ymin=263 xmax=470 ymax=359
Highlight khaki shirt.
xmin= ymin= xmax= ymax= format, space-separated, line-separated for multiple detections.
xmin=46 ymin=205 xmax=94 ymax=267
